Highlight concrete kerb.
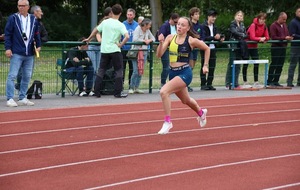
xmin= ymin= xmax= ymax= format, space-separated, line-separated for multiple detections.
xmin=0 ymin=87 xmax=299 ymax=112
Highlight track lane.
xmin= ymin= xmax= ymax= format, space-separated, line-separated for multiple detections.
xmin=0 ymin=136 xmax=299 ymax=189
xmin=0 ymin=95 xmax=299 ymax=189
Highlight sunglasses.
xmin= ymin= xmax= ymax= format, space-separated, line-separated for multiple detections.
xmin=18 ymin=5 xmax=28 ymax=7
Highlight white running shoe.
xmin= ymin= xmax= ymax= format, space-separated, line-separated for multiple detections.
xmin=17 ymin=98 xmax=34 ymax=106
xmin=197 ymin=108 xmax=208 ymax=127
xmin=253 ymin=82 xmax=263 ymax=88
xmin=128 ymin=89 xmax=134 ymax=94
xmin=243 ymin=82 xmax=252 ymax=88
xmin=7 ymin=98 xmax=18 ymax=107
xmin=158 ymin=122 xmax=173 ymax=135
xmin=88 ymin=91 xmax=96 ymax=96
xmin=134 ymin=89 xmax=144 ymax=94
xmin=79 ymin=91 xmax=88 ymax=97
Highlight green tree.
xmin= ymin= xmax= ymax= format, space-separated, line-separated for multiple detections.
xmin=1 ymin=0 xmax=299 ymax=41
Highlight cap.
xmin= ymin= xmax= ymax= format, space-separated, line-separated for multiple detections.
xmin=207 ymin=9 xmax=218 ymax=16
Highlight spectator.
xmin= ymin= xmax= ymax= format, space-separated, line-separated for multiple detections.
xmin=65 ymin=37 xmax=94 ymax=96
xmin=201 ymin=8 xmax=224 ymax=91
xmin=122 ymin=8 xmax=139 ymax=87
xmin=187 ymin=7 xmax=205 ymax=92
xmin=225 ymin=10 xmax=248 ymax=89
xmin=157 ymin=13 xmax=180 ymax=89
xmin=31 ymin=5 xmax=48 ymax=42
xmin=15 ymin=5 xmax=48 ymax=90
xmin=243 ymin=12 xmax=269 ymax=88
xmin=156 ymin=17 xmax=210 ymax=134
xmin=5 ymin=0 xmax=41 ymax=107
xmin=287 ymin=7 xmax=300 ymax=87
xmin=87 ymin=7 xmax=112 ymax=81
xmin=84 ymin=4 xmax=129 ymax=98
xmin=0 ymin=11 xmax=4 ymax=41
xmin=267 ymin=12 xmax=293 ymax=87
xmin=128 ymin=18 xmax=155 ymax=94
xmin=138 ymin=16 xmax=144 ymax=24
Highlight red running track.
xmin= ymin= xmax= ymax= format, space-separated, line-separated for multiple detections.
xmin=0 ymin=94 xmax=300 ymax=190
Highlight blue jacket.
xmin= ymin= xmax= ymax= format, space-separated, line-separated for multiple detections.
xmin=5 ymin=13 xmax=41 ymax=56
xmin=158 ymin=20 xmax=173 ymax=38
xmin=192 ymin=21 xmax=206 ymax=40
xmin=289 ymin=16 xmax=300 ymax=46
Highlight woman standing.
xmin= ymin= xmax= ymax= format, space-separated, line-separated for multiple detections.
xmin=156 ymin=17 xmax=210 ymax=134
xmin=243 ymin=12 xmax=269 ymax=88
xmin=129 ymin=18 xmax=155 ymax=94
xmin=225 ymin=10 xmax=248 ymax=89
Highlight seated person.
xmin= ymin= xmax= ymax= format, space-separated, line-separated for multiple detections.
xmin=65 ymin=37 xmax=95 ymax=96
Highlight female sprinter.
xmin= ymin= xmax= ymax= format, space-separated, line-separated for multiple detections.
xmin=156 ymin=16 xmax=210 ymax=134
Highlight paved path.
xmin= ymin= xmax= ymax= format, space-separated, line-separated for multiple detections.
xmin=0 ymin=87 xmax=299 ymax=112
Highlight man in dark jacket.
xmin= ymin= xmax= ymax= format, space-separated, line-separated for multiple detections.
xmin=157 ymin=13 xmax=179 ymax=88
xmin=287 ymin=7 xmax=300 ymax=87
xmin=31 ymin=5 xmax=48 ymax=42
xmin=267 ymin=12 xmax=293 ymax=87
xmin=15 ymin=5 xmax=48 ymax=90
xmin=65 ymin=38 xmax=94 ymax=96
xmin=5 ymin=0 xmax=41 ymax=107
xmin=0 ymin=11 xmax=4 ymax=41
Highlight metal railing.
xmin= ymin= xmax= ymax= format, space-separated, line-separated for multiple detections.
xmin=0 ymin=40 xmax=299 ymax=97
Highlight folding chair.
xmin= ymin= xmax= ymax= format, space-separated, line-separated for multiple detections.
xmin=56 ymin=51 xmax=81 ymax=97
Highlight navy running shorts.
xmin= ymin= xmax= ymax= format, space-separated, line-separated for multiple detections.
xmin=169 ymin=66 xmax=193 ymax=86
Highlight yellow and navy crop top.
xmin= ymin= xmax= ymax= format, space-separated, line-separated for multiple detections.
xmin=169 ymin=35 xmax=192 ymax=63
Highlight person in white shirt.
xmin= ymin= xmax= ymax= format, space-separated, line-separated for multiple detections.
xmin=201 ymin=9 xmax=224 ymax=90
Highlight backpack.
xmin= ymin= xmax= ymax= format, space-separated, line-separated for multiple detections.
xmin=100 ymin=66 xmax=115 ymax=95
xmin=27 ymin=80 xmax=43 ymax=99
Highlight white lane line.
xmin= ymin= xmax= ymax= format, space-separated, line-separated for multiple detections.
xmin=263 ymin=182 xmax=300 ymax=190
xmin=1 ymin=94 xmax=298 ymax=114
xmin=1 ymin=108 xmax=300 ymax=138
xmin=1 ymin=100 xmax=299 ymax=125
xmin=1 ymin=119 xmax=299 ymax=154
xmin=0 ymin=133 xmax=299 ymax=177
xmin=84 ymin=153 xmax=300 ymax=190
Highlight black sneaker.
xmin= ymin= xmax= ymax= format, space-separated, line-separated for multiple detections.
xmin=187 ymin=86 xmax=193 ymax=92
xmin=208 ymin=85 xmax=216 ymax=90
xmin=201 ymin=85 xmax=210 ymax=90
xmin=287 ymin=84 xmax=294 ymax=87
xmin=114 ymin=92 xmax=128 ymax=98
xmin=95 ymin=92 xmax=101 ymax=98
xmin=274 ymin=82 xmax=283 ymax=87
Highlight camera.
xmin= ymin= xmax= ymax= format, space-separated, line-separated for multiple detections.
xmin=22 ymin=33 xmax=27 ymax=41
xmin=220 ymin=34 xmax=225 ymax=38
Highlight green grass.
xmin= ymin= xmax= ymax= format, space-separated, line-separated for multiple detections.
xmin=0 ymin=43 xmax=296 ymax=96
